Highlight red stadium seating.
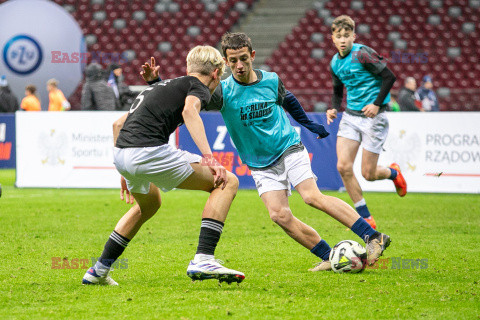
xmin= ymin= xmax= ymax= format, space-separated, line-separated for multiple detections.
xmin=1 ymin=0 xmax=478 ymax=111
xmin=0 ymin=0 xmax=256 ymax=108
xmin=266 ymin=0 xmax=480 ymax=111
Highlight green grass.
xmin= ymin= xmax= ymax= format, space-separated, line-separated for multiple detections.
xmin=0 ymin=169 xmax=479 ymax=319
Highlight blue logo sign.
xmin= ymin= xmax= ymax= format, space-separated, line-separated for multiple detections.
xmin=3 ymin=35 xmax=43 ymax=75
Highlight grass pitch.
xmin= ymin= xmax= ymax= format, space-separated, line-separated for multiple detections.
xmin=0 ymin=169 xmax=479 ymax=319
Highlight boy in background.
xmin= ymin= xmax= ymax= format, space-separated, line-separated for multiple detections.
xmin=326 ymin=15 xmax=407 ymax=229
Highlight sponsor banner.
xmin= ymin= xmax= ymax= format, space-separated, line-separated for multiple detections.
xmin=15 ymin=111 xmax=480 ymax=193
xmin=16 ymin=112 xmax=122 ymax=188
xmin=355 ymin=112 xmax=480 ymax=193
xmin=0 ymin=114 xmax=15 ymax=168
xmin=178 ymin=112 xmax=343 ymax=190
xmin=16 ymin=111 xmax=176 ymax=188
xmin=180 ymin=112 xmax=480 ymax=193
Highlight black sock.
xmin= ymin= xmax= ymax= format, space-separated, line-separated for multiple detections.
xmin=98 ymin=230 xmax=130 ymax=268
xmin=196 ymin=218 xmax=224 ymax=256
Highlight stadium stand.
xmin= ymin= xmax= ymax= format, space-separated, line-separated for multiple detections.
xmin=19 ymin=0 xmax=257 ymax=109
xmin=265 ymin=0 xmax=480 ymax=111
xmin=1 ymin=0 xmax=478 ymax=111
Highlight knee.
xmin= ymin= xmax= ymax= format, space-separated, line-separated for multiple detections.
xmin=302 ymin=192 xmax=327 ymax=210
xmin=140 ymin=198 xmax=161 ymax=220
xmin=361 ymin=169 xmax=376 ymax=181
xmin=269 ymin=207 xmax=293 ymax=226
xmin=302 ymin=192 xmax=321 ymax=208
xmin=225 ymin=172 xmax=239 ymax=194
xmin=302 ymin=193 xmax=316 ymax=207
xmin=152 ymin=198 xmax=161 ymax=213
xmin=337 ymin=162 xmax=353 ymax=176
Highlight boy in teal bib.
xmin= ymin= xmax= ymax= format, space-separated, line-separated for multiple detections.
xmin=326 ymin=15 xmax=407 ymax=229
xmin=143 ymin=33 xmax=392 ymax=270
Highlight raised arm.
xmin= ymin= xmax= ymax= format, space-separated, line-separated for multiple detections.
xmin=140 ymin=57 xmax=162 ymax=84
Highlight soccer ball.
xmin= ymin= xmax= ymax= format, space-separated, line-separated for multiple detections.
xmin=329 ymin=240 xmax=367 ymax=273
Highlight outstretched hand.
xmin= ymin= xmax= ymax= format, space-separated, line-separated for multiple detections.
xmin=140 ymin=57 xmax=160 ymax=82
xmin=120 ymin=176 xmax=135 ymax=204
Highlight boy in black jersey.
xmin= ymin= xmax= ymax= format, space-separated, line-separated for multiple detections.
xmin=82 ymin=46 xmax=245 ymax=285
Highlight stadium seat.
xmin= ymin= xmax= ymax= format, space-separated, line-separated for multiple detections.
xmin=112 ymin=19 xmax=126 ymax=30
xmin=8 ymin=0 xmax=478 ymax=110
xmin=92 ymin=10 xmax=106 ymax=21
xmin=132 ymin=10 xmax=146 ymax=21
xmin=264 ymin=0 xmax=480 ymax=111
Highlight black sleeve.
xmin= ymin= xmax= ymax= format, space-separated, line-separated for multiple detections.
xmin=147 ymin=77 xmax=161 ymax=85
xmin=204 ymin=85 xmax=223 ymax=111
xmin=187 ymin=79 xmax=211 ymax=108
xmin=283 ymin=90 xmax=329 ymax=138
xmin=331 ymin=66 xmax=344 ymax=110
xmin=358 ymin=46 xmax=396 ymax=106
xmin=372 ymin=67 xmax=397 ymax=106
xmin=360 ymin=46 xmax=388 ymax=75
xmin=277 ymin=77 xmax=287 ymax=106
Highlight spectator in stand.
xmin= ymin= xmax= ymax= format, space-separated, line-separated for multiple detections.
xmin=81 ymin=63 xmax=116 ymax=111
xmin=416 ymin=75 xmax=439 ymax=112
xmin=21 ymin=85 xmax=41 ymax=111
xmin=398 ymin=77 xmax=422 ymax=112
xmin=107 ymin=63 xmax=136 ymax=111
xmin=0 ymin=75 xmax=19 ymax=113
xmin=47 ymin=79 xmax=71 ymax=111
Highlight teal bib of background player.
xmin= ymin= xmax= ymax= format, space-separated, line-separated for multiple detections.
xmin=220 ymin=70 xmax=300 ymax=168
xmin=331 ymin=43 xmax=390 ymax=111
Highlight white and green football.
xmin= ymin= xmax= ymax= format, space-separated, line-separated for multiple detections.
xmin=329 ymin=240 xmax=367 ymax=273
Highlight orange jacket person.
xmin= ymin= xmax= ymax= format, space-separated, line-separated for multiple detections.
xmin=21 ymin=85 xmax=41 ymax=111
xmin=47 ymin=78 xmax=71 ymax=111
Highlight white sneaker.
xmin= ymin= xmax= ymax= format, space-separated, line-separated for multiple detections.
xmin=82 ymin=267 xmax=118 ymax=286
xmin=187 ymin=259 xmax=245 ymax=284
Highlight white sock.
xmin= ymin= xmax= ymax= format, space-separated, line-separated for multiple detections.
xmin=194 ymin=254 xmax=214 ymax=263
xmin=94 ymin=261 xmax=109 ymax=276
xmin=354 ymin=198 xmax=367 ymax=208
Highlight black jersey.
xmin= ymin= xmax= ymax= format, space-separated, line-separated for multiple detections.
xmin=116 ymin=76 xmax=211 ymax=148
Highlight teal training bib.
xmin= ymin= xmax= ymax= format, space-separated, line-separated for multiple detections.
xmin=331 ymin=43 xmax=390 ymax=111
xmin=220 ymin=70 xmax=300 ymax=168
